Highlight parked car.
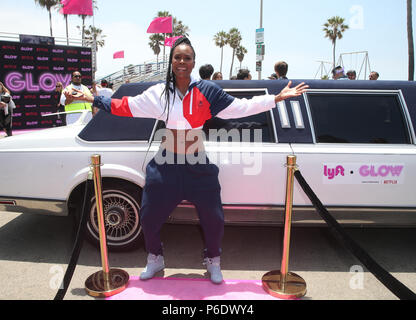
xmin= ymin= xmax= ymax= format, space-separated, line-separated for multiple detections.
xmin=1 ymin=79 xmax=416 ymax=251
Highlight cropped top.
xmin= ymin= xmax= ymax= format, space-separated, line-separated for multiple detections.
xmin=93 ymin=76 xmax=276 ymax=130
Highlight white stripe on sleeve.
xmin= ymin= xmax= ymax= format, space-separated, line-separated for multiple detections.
xmin=215 ymin=94 xmax=276 ymax=119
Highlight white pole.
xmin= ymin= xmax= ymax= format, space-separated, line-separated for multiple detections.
xmin=260 ymin=0 xmax=263 ymax=28
xmin=258 ymin=0 xmax=263 ymax=80
xmin=92 ymin=5 xmax=97 ymax=79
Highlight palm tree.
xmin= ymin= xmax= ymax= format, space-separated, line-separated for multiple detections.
xmin=149 ymin=34 xmax=164 ymax=69
xmin=55 ymin=1 xmax=69 ymax=44
xmin=323 ymin=16 xmax=349 ymax=68
xmin=214 ymin=31 xmax=228 ymax=73
xmin=82 ymin=25 xmax=106 ymax=50
xmin=79 ymin=0 xmax=98 ymax=46
xmin=171 ymin=18 xmax=190 ymax=38
xmin=34 ymin=0 xmax=59 ymax=37
xmin=227 ymin=28 xmax=242 ymax=78
xmin=407 ymin=0 xmax=414 ymax=81
xmin=236 ymin=45 xmax=247 ymax=69
xmin=63 ymin=13 xmax=69 ymax=45
xmin=77 ymin=24 xmax=105 ymax=78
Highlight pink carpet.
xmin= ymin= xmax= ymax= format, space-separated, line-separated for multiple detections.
xmin=0 ymin=129 xmax=44 ymax=137
xmin=107 ymin=277 xmax=281 ymax=300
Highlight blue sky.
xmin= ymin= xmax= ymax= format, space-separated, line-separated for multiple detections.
xmin=2 ymin=0 xmax=415 ymax=80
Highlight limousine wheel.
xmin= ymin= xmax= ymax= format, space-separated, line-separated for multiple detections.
xmin=85 ymin=182 xmax=143 ymax=252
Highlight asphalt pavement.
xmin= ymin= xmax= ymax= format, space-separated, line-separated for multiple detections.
xmin=0 ymin=210 xmax=415 ymax=301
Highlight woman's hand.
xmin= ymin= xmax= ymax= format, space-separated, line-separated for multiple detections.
xmin=275 ymin=81 xmax=309 ymax=103
xmin=0 ymin=101 xmax=7 ymax=109
xmin=64 ymin=88 xmax=94 ymax=104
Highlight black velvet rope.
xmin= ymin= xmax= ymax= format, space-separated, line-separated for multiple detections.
xmin=294 ymin=170 xmax=416 ymax=300
xmin=54 ymin=177 xmax=94 ymax=300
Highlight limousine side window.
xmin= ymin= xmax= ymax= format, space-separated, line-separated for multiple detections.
xmin=307 ymin=92 xmax=411 ymax=144
xmin=203 ymin=89 xmax=276 ymax=143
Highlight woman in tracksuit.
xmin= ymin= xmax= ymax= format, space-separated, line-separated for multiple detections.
xmin=67 ymin=37 xmax=308 ymax=284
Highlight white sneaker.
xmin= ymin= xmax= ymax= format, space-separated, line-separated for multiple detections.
xmin=140 ymin=254 xmax=165 ymax=280
xmin=204 ymin=256 xmax=223 ymax=284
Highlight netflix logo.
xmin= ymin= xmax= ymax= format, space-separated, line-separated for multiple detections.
xmin=2 ymin=45 xmax=16 ymax=50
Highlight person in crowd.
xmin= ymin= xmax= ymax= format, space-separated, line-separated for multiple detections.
xmin=332 ymin=66 xmax=349 ymax=80
xmin=0 ymin=82 xmax=15 ymax=137
xmin=97 ymin=80 xmax=114 ymax=98
xmin=53 ymin=82 xmax=66 ymax=126
xmin=369 ymin=71 xmax=380 ymax=80
xmin=212 ymin=72 xmax=223 ymax=80
xmin=347 ymin=70 xmax=357 ymax=80
xmin=236 ymin=69 xmax=252 ymax=80
xmin=92 ymin=80 xmax=114 ymax=116
xmin=274 ymin=61 xmax=289 ymax=80
xmin=66 ymin=37 xmax=308 ymax=284
xmin=90 ymin=81 xmax=100 ymax=116
xmin=90 ymin=81 xmax=98 ymax=96
xmin=268 ymin=73 xmax=278 ymax=80
xmin=60 ymin=71 xmax=93 ymax=124
xmin=199 ymin=64 xmax=214 ymax=80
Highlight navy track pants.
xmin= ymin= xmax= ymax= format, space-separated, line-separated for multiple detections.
xmin=140 ymin=151 xmax=224 ymax=258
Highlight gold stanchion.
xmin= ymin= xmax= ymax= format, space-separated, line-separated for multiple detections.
xmin=262 ymin=155 xmax=307 ymax=299
xmin=85 ymin=155 xmax=129 ymax=298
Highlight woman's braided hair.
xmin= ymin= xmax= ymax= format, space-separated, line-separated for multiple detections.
xmin=160 ymin=36 xmax=196 ymax=124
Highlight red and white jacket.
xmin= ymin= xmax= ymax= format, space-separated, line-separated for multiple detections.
xmin=93 ymin=77 xmax=276 ymax=129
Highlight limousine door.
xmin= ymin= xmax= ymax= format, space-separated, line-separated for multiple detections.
xmin=205 ymin=141 xmax=292 ymax=206
xmin=204 ymin=88 xmax=293 ymax=206
xmin=291 ymin=90 xmax=416 ymax=215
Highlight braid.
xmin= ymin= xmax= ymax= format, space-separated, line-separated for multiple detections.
xmin=161 ymin=37 xmax=196 ymax=125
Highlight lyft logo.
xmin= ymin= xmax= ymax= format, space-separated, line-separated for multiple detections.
xmin=324 ymin=165 xmax=345 ymax=180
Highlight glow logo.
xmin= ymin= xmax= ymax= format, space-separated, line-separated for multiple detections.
xmin=5 ymin=72 xmax=71 ymax=92
xmin=359 ymin=165 xmax=403 ymax=177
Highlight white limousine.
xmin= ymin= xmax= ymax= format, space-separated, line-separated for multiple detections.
xmin=1 ymin=79 xmax=415 ymax=251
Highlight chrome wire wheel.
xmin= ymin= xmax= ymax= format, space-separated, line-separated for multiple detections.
xmin=87 ymin=188 xmax=142 ymax=251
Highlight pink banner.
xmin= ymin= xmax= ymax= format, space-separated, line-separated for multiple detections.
xmin=60 ymin=0 xmax=93 ymax=16
xmin=113 ymin=50 xmax=124 ymax=59
xmin=147 ymin=16 xmax=173 ymax=34
xmin=164 ymin=36 xmax=182 ymax=47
